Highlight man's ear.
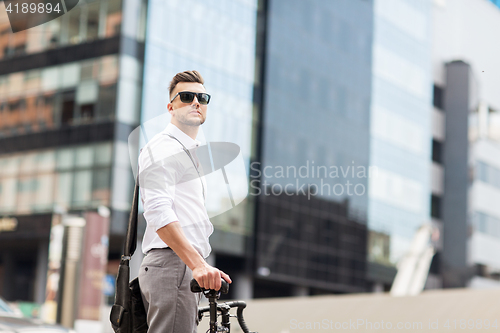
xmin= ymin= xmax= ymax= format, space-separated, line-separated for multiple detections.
xmin=167 ymin=102 xmax=174 ymax=114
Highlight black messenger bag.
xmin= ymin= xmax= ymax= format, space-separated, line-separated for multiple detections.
xmin=110 ymin=174 xmax=148 ymax=333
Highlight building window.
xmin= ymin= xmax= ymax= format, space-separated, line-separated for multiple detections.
xmin=67 ymin=6 xmax=82 ymax=45
xmin=476 ymin=161 xmax=500 ymax=189
xmin=432 ymin=139 xmax=443 ymax=164
xmin=0 ymin=55 xmax=117 ymax=136
xmin=433 ymin=84 xmax=444 ymax=110
xmin=0 ymin=143 xmax=113 ymax=214
xmin=0 ymin=0 xmax=123 ymax=61
xmin=80 ymin=104 xmax=95 ymax=123
xmin=474 ymin=212 xmax=500 ymax=238
xmin=61 ymin=92 xmax=76 ymax=125
xmin=431 ymin=194 xmax=441 ymax=219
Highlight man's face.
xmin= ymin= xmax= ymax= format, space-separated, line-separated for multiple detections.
xmin=168 ymin=82 xmax=208 ymax=126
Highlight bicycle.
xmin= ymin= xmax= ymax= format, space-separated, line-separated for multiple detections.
xmin=190 ymin=278 xmax=257 ymax=333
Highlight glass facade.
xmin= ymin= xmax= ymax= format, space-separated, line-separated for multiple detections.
xmin=0 ymin=0 xmax=149 ymax=306
xmin=0 ymin=55 xmax=119 ymax=137
xmin=255 ymin=0 xmax=373 ymax=292
xmin=0 ymin=0 xmax=124 ymax=59
xmin=140 ymin=0 xmax=258 ymax=239
xmin=260 ymin=0 xmax=373 ymax=211
xmin=368 ymin=0 xmax=433 ymax=266
xmin=0 ymin=143 xmax=113 ymax=214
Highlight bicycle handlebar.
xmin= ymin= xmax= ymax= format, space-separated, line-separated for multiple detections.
xmin=198 ymin=301 xmax=252 ymax=333
xmin=191 ymin=279 xmax=256 ymax=333
xmin=190 ymin=278 xmax=229 ymax=294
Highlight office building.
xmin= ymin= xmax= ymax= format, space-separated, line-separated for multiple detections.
xmin=252 ymin=0 xmax=373 ymax=295
xmin=0 ymin=0 xmax=146 ymax=321
xmin=366 ymin=0 xmax=434 ymax=290
xmin=432 ymin=0 xmax=500 ymax=289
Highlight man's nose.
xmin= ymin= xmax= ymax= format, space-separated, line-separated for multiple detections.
xmin=192 ymin=95 xmax=200 ymax=107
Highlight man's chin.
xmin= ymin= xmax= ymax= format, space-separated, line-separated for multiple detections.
xmin=179 ymin=119 xmax=203 ymax=126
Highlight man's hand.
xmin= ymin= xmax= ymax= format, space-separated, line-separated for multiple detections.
xmin=156 ymin=222 xmax=232 ymax=291
xmin=192 ymin=262 xmax=232 ymax=291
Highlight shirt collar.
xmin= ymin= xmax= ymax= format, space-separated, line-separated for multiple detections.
xmin=164 ymin=123 xmax=201 ymax=149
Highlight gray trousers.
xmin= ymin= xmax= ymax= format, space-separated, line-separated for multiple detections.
xmin=139 ymin=248 xmax=201 ymax=333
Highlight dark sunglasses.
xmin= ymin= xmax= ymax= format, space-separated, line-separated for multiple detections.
xmin=170 ymin=91 xmax=211 ymax=105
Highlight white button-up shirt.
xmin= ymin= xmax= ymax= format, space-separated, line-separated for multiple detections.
xmin=139 ymin=123 xmax=213 ymax=258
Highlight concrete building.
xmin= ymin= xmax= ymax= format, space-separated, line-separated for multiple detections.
xmin=432 ymin=0 xmax=500 ymax=289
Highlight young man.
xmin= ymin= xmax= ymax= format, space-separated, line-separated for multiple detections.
xmin=138 ymin=70 xmax=231 ymax=332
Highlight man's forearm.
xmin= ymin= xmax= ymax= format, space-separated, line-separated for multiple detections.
xmin=156 ymin=221 xmax=232 ymax=290
xmin=156 ymin=221 xmax=206 ymax=271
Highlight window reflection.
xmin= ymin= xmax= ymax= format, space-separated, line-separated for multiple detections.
xmin=92 ymin=168 xmax=110 ymax=204
xmin=25 ymin=69 xmax=41 ymax=94
xmin=26 ymin=26 xmax=44 ymax=54
xmin=35 ymin=174 xmax=54 ymax=210
xmin=75 ymin=146 xmax=94 ymax=168
xmin=73 ymin=170 xmax=92 ymax=206
xmin=100 ymin=56 xmax=118 ymax=84
xmin=0 ymin=0 xmax=124 ymax=60
xmin=8 ymin=72 xmax=24 ymax=97
xmin=94 ymin=143 xmax=112 ymax=165
xmin=2 ymin=156 xmax=20 ymax=177
xmin=19 ymin=153 xmax=37 ymax=174
xmin=39 ymin=93 xmax=56 ymax=130
xmin=80 ymin=59 xmax=99 ymax=80
xmin=37 ymin=151 xmax=56 ymax=173
xmin=55 ymin=171 xmax=73 ymax=208
xmin=44 ymin=18 xmax=61 ymax=49
xmin=9 ymin=30 xmax=27 ymax=57
xmin=61 ymin=90 xmax=76 ymax=125
xmin=106 ymin=0 xmax=122 ymax=37
xmin=0 ymin=143 xmax=114 ymax=214
xmin=0 ymin=23 xmax=10 ymax=58
xmin=87 ymin=2 xmax=100 ymax=41
xmin=0 ymin=76 xmax=7 ymax=97
xmin=0 ymin=55 xmax=119 ymax=136
xmin=96 ymin=83 xmax=116 ymax=121
xmin=80 ymin=103 xmax=95 ymax=123
xmin=16 ymin=176 xmax=36 ymax=214
xmin=67 ymin=6 xmax=81 ymax=45
xmin=0 ymin=178 xmax=17 ymax=213
xmin=57 ymin=149 xmax=74 ymax=170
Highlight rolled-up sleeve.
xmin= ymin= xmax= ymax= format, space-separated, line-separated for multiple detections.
xmin=139 ymin=148 xmax=180 ymax=231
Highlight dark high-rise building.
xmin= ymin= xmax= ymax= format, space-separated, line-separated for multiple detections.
xmin=252 ymin=0 xmax=373 ymax=295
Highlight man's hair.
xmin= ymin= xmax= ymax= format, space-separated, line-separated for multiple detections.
xmin=169 ymin=70 xmax=205 ymax=98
